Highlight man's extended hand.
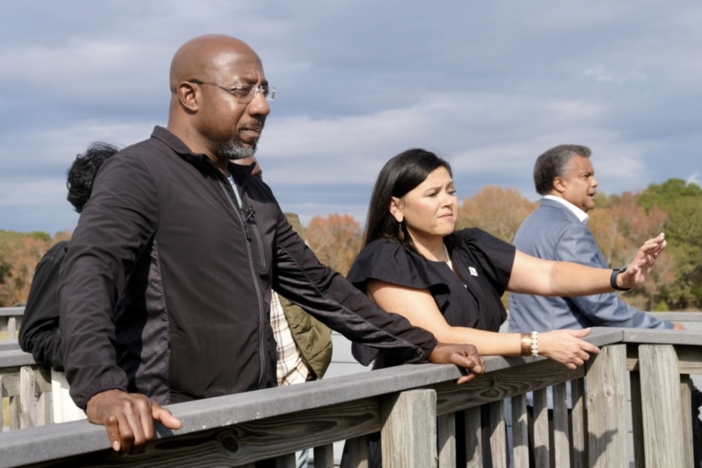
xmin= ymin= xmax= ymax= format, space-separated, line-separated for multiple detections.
xmin=620 ymin=233 xmax=667 ymax=289
xmin=428 ymin=342 xmax=485 ymax=384
xmin=86 ymin=389 xmax=182 ymax=453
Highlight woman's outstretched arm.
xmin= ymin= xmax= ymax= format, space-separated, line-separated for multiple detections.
xmin=367 ymin=280 xmax=599 ymax=370
xmin=507 ymin=233 xmax=667 ymax=296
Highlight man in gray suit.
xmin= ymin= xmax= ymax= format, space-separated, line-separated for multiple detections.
xmin=508 ymin=144 xmax=684 ymax=332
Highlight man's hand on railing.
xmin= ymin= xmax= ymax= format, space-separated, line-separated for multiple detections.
xmin=85 ymin=389 xmax=182 ymax=453
xmin=428 ymin=342 xmax=485 ymax=384
xmin=673 ymin=322 xmax=687 ymax=331
xmin=619 ymin=233 xmax=666 ymax=289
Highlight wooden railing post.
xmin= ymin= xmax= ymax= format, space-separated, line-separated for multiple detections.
xmin=552 ymin=382 xmax=571 ymax=468
xmin=586 ymin=344 xmax=628 ymax=468
xmin=489 ymin=400 xmax=507 ymax=468
xmin=533 ymin=387 xmax=550 ymax=468
xmin=511 ymin=393 xmax=529 ymax=468
xmin=463 ymin=406 xmax=483 ymax=468
xmin=570 ymin=378 xmax=587 ymax=468
xmin=638 ymin=344 xmax=685 ymax=467
xmin=380 ymin=389 xmax=437 ymax=468
xmin=313 ymin=444 xmax=335 ymax=468
xmin=437 ymin=413 xmax=455 ymax=467
xmin=8 ymin=317 xmax=16 ymax=340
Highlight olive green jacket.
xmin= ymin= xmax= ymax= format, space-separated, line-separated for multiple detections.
xmin=281 ymin=213 xmax=333 ymax=379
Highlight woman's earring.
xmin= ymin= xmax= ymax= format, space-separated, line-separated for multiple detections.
xmin=398 ymin=220 xmax=405 ymax=242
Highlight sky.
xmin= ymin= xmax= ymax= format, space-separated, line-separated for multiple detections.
xmin=1 ymin=0 xmax=701 ymax=234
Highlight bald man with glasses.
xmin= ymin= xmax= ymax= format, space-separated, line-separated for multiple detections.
xmin=59 ymin=35 xmax=485 ymax=457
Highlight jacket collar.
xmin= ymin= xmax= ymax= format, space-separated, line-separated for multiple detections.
xmin=150 ymin=126 xmax=255 ymax=180
xmin=541 ymin=196 xmax=589 ymax=224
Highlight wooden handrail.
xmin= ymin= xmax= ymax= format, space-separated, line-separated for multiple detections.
xmin=1 ymin=327 xmax=700 ymax=467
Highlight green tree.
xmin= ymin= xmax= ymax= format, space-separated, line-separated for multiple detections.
xmin=636 ymin=179 xmax=702 ymax=309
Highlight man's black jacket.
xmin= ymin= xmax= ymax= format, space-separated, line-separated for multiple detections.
xmin=19 ymin=241 xmax=67 ymax=371
xmin=59 ymin=126 xmax=437 ymax=409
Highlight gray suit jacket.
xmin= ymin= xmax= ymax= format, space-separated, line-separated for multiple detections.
xmin=508 ymin=198 xmax=672 ymax=332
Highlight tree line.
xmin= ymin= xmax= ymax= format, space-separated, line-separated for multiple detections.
xmin=1 ymin=179 xmax=700 ymax=310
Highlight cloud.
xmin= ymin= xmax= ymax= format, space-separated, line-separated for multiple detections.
xmin=585 ymin=65 xmax=647 ymax=84
xmin=0 ymin=0 xmax=701 ymax=232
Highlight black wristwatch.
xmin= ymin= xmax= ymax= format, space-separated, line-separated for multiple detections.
xmin=610 ymin=267 xmax=631 ymax=291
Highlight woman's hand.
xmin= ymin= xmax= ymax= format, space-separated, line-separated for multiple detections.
xmin=538 ymin=328 xmax=600 ymax=370
xmin=619 ymin=233 xmax=667 ymax=289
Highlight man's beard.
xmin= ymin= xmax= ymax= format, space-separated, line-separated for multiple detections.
xmin=215 ymin=138 xmax=257 ymax=162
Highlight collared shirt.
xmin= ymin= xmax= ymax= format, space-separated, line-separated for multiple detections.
xmin=270 ymin=291 xmax=309 ymax=386
xmin=543 ymin=195 xmax=589 ymax=224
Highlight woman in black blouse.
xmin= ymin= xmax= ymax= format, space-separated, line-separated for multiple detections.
xmin=348 ymin=148 xmax=666 ymax=368
xmin=341 ymin=148 xmax=666 ymax=468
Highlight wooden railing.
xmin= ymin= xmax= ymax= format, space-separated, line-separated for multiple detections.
xmin=1 ymin=325 xmax=701 ymax=467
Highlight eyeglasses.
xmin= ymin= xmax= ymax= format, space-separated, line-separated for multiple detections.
xmin=189 ymin=79 xmax=275 ymax=103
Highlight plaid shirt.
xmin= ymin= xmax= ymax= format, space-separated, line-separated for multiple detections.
xmin=270 ymin=291 xmax=310 ymax=386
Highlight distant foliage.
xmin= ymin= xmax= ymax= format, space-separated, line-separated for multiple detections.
xmin=0 ymin=230 xmax=70 ymax=306
xmin=2 ymin=179 xmax=699 ymax=311
xmin=306 ymin=213 xmax=362 ymax=276
xmin=456 ymin=186 xmax=537 ymax=243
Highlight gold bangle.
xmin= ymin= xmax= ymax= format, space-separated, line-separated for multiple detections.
xmin=520 ymin=333 xmax=532 ymax=356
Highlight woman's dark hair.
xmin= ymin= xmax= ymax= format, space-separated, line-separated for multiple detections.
xmin=364 ymin=148 xmax=452 ymax=252
xmin=66 ymin=142 xmax=120 ymax=212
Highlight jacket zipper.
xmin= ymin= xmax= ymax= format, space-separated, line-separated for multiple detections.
xmin=218 ymin=179 xmax=267 ymax=390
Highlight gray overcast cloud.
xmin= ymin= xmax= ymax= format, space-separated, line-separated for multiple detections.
xmin=1 ymin=0 xmax=700 ymax=233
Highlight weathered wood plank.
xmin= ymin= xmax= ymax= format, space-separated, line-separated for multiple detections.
xmin=433 ymin=358 xmax=583 ymax=416
xmin=0 ymin=374 xmax=4 ymax=432
xmin=9 ymin=394 xmax=19 ymax=430
xmin=7 ymin=317 xmax=16 ymax=340
xmin=489 ymin=400 xmax=507 ymax=468
xmin=463 ymin=407 xmax=482 ymax=468
xmin=533 ymin=388 xmax=550 ymax=468
xmin=552 ymin=382 xmax=570 ymax=468
xmin=1 ymin=397 xmax=381 ymax=468
xmin=20 ymin=366 xmax=35 ymax=429
xmin=627 ymin=344 xmax=702 ymax=374
xmin=511 ymin=393 xmax=529 ymax=468
xmin=586 ymin=344 xmax=629 ymax=468
xmin=681 ymin=375 xmax=695 ymax=468
xmin=0 ymin=365 xmax=51 ymax=395
xmin=275 ymin=453 xmax=296 ymax=468
xmin=312 ymin=444 xmax=334 ymax=468
xmin=570 ymin=378 xmax=586 ymax=468
xmin=437 ymin=413 xmax=455 ymax=468
xmin=380 ymin=390 xmax=436 ymax=468
xmin=344 ymin=436 xmax=368 ymax=468
xmin=639 ymin=344 xmax=685 ymax=467
xmin=630 ymin=371 xmax=645 ymax=468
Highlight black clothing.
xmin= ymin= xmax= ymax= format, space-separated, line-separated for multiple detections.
xmin=349 ymin=229 xmax=515 ymax=366
xmin=19 ymin=241 xmax=67 ymax=371
xmin=341 ymin=228 xmax=515 ymax=468
xmin=59 ymin=126 xmax=437 ymax=410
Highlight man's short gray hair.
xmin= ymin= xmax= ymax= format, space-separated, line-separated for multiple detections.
xmin=533 ymin=144 xmax=592 ymax=195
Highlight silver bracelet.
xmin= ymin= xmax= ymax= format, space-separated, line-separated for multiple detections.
xmin=531 ymin=331 xmax=539 ymax=357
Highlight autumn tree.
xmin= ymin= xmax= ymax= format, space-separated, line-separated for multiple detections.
xmin=456 ymin=186 xmax=537 ymax=243
xmin=0 ymin=231 xmax=56 ymax=306
xmin=305 ymin=213 xmax=362 ymax=275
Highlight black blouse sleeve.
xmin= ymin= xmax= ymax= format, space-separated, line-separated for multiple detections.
xmin=454 ymin=228 xmax=515 ymax=296
xmin=347 ymin=239 xmax=450 ymax=293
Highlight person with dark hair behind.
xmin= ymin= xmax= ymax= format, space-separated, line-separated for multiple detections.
xmin=341 ymin=148 xmax=667 ymax=467
xmin=19 ymin=141 xmax=119 ymax=422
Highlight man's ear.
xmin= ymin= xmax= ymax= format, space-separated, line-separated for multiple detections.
xmin=389 ymin=197 xmax=403 ymax=223
xmin=552 ymin=176 xmax=567 ymax=195
xmin=177 ymin=82 xmax=200 ymax=112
